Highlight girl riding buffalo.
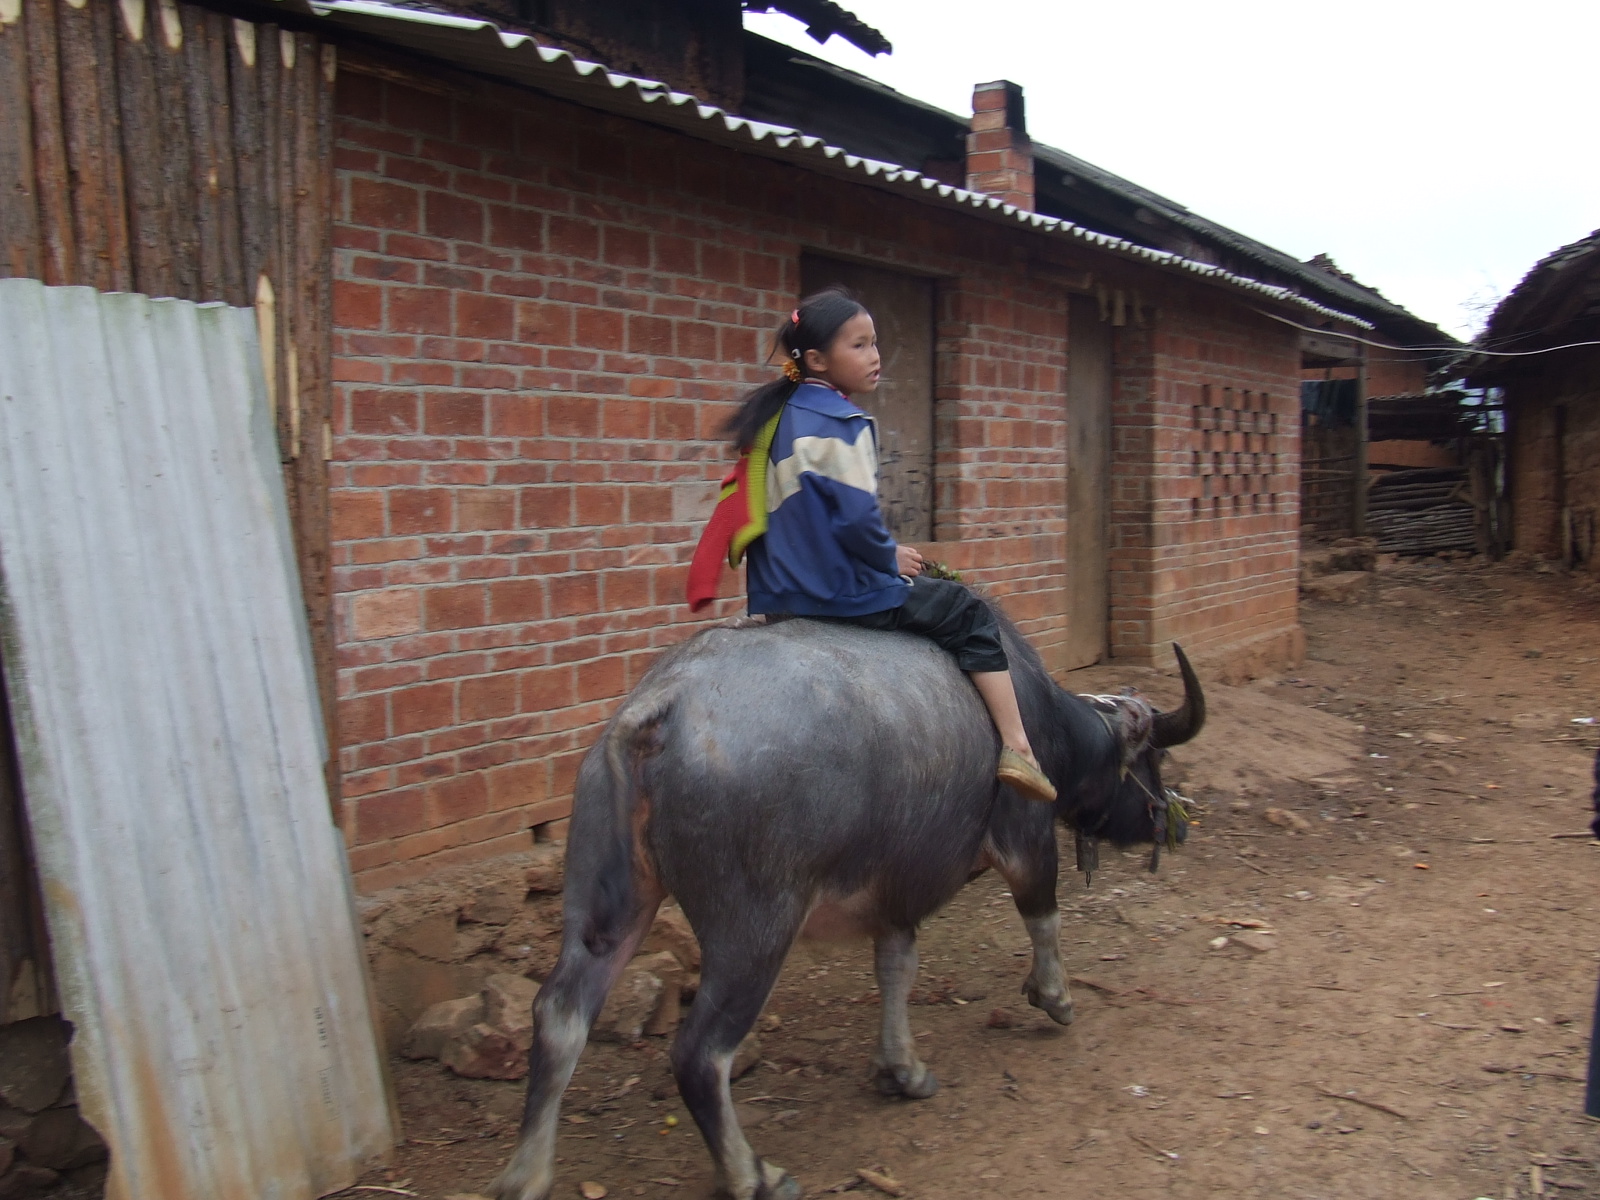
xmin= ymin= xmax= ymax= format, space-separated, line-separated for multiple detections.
xmin=688 ymin=287 xmax=1057 ymax=803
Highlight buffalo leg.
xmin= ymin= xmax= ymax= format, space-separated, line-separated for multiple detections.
xmin=492 ymin=893 xmax=662 ymax=1200
xmin=671 ymin=938 xmax=799 ymax=1200
xmin=1018 ymin=910 xmax=1073 ymax=1025
xmin=995 ymin=859 xmax=1074 ymax=1026
xmin=871 ymin=928 xmax=938 ymax=1098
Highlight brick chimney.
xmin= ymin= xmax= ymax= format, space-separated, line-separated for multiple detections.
xmin=966 ymin=80 xmax=1033 ymax=211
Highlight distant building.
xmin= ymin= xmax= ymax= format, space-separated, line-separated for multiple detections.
xmin=1466 ymin=230 xmax=1600 ymax=568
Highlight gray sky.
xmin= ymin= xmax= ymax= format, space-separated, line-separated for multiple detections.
xmin=745 ymin=1 xmax=1597 ymax=339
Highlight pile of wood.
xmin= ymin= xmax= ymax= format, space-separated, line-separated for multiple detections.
xmin=1367 ymin=467 xmax=1477 ymax=555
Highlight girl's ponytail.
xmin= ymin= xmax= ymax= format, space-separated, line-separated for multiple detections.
xmin=723 ymin=286 xmax=868 ymax=451
xmin=724 ymin=377 xmax=799 ymax=453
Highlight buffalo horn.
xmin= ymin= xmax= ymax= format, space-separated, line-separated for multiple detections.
xmin=1150 ymin=643 xmax=1206 ymax=748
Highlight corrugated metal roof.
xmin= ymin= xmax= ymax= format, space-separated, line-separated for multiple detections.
xmin=273 ymin=0 xmax=1373 ymax=330
xmin=740 ymin=34 xmax=1450 ymax=346
xmin=1030 ymin=143 xmax=1451 ymax=346
xmin=0 ymin=280 xmax=394 ymax=1200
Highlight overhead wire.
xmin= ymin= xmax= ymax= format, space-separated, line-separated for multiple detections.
xmin=1250 ymin=307 xmax=1600 ymax=359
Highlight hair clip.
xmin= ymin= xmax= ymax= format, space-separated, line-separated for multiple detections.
xmin=781 ymin=360 xmax=803 ymax=383
xmin=790 ymin=309 xmax=800 ymax=325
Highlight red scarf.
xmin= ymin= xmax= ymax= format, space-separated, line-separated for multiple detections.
xmin=685 ymin=404 xmax=785 ymax=613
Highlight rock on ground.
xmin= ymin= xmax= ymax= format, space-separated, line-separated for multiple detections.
xmin=442 ymin=1024 xmax=528 ymax=1081
xmin=630 ymin=952 xmax=683 ymax=1037
xmin=1263 ymin=807 xmax=1313 ymax=832
xmin=482 ymin=973 xmax=540 ymax=1041
xmin=0 ymin=1018 xmax=69 ymax=1114
xmin=1300 ymin=538 xmax=1377 ymax=582
xmin=0 ymin=1163 xmax=59 ymax=1195
xmin=16 ymin=1109 xmax=105 ymax=1172
xmin=641 ymin=904 xmax=701 ymax=972
xmin=403 ymin=995 xmax=485 ymax=1061
xmin=458 ymin=880 xmax=526 ymax=926
xmin=592 ymin=963 xmax=665 ymax=1044
xmin=731 ymin=1032 xmax=762 ymax=1079
xmin=1301 ymin=571 xmax=1370 ymax=604
xmin=523 ymin=843 xmax=565 ymax=894
xmin=1229 ymin=931 xmax=1278 ymax=954
xmin=427 ymin=973 xmax=541 ymax=1075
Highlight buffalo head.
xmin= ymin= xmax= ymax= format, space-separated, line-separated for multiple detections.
xmin=1067 ymin=644 xmax=1206 ymax=875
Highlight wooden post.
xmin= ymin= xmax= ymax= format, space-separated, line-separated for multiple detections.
xmin=115 ymin=0 xmax=173 ymax=297
xmin=153 ymin=0 xmax=199 ymax=297
xmin=58 ymin=0 xmax=132 ymax=292
xmin=201 ymin=8 xmax=243 ymax=305
xmin=230 ymin=17 xmax=269 ymax=297
xmin=292 ymin=33 xmax=341 ymax=822
xmin=0 ymin=0 xmax=42 ymax=280
xmin=181 ymin=3 xmax=225 ymax=299
xmin=24 ymin=0 xmax=75 ymax=286
xmin=1352 ymin=351 xmax=1368 ymax=537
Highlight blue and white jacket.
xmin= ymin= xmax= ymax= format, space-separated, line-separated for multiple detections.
xmin=746 ymin=382 xmax=908 ymax=617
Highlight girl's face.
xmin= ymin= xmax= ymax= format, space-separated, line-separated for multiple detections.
xmin=802 ymin=311 xmax=880 ymax=396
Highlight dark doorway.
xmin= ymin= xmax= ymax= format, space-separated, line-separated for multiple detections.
xmin=800 ymin=255 xmax=936 ymax=543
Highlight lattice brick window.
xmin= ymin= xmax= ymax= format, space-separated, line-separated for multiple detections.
xmin=1190 ymin=385 xmax=1284 ymax=519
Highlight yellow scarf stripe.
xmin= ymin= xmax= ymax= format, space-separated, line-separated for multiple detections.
xmin=728 ymin=404 xmax=786 ymax=568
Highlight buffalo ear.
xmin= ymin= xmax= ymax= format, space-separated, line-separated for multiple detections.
xmin=1150 ymin=643 xmax=1205 ymax=748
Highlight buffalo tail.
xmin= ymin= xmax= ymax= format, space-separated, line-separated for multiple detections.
xmin=579 ymin=698 xmax=668 ymax=956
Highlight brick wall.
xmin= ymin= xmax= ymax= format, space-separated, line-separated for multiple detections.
xmin=1108 ymin=300 xmax=1305 ymax=669
xmin=1365 ymin=347 xmax=1430 ymax=400
xmin=328 ymin=55 xmax=1316 ymax=887
xmin=928 ymin=277 xmax=1069 ymax=659
xmin=328 ymin=59 xmax=1097 ymax=887
xmin=1300 ymin=345 xmax=1429 ymax=400
xmin=1506 ymin=351 xmax=1600 ymax=567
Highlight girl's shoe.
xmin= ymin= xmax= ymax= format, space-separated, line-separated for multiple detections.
xmin=997 ymin=748 xmax=1057 ymax=803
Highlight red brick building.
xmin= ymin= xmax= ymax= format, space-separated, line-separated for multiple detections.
xmin=304 ymin=0 xmax=1460 ymax=888
xmin=0 ymin=0 xmax=1449 ymax=891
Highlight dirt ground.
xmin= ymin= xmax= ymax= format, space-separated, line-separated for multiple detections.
xmin=345 ymin=557 xmax=1600 ymax=1200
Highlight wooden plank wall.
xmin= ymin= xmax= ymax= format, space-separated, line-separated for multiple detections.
xmin=0 ymin=0 xmax=340 ymax=815
xmin=1301 ymin=419 xmax=1358 ymax=536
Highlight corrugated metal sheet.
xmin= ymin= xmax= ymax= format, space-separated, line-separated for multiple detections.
xmin=269 ymin=0 xmax=1373 ymax=330
xmin=0 ymin=280 xmax=394 ymax=1200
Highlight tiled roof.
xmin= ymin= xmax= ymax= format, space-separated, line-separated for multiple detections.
xmin=271 ymin=0 xmax=1375 ymax=327
xmin=740 ymin=36 xmax=1453 ymax=346
xmin=1482 ymin=229 xmax=1600 ymax=345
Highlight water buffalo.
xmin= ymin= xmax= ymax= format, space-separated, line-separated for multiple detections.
xmin=493 ymin=596 xmax=1204 ymax=1200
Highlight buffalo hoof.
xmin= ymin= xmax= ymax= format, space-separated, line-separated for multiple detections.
xmin=756 ymin=1162 xmax=802 ymax=1200
xmin=1022 ymin=981 xmax=1074 ymax=1026
xmin=717 ymin=1160 xmax=799 ymax=1200
xmin=490 ymin=1176 xmax=548 ymax=1200
xmin=873 ymin=1061 xmax=940 ymax=1099
xmin=490 ymin=1156 xmax=551 ymax=1200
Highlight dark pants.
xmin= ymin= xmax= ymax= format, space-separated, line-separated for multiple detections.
xmin=824 ymin=577 xmax=1008 ymax=673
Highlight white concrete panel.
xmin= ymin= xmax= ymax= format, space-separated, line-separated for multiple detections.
xmin=0 ymin=280 xmax=393 ymax=1200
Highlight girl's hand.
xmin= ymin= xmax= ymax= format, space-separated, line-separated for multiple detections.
xmin=896 ymin=545 xmax=925 ymax=577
